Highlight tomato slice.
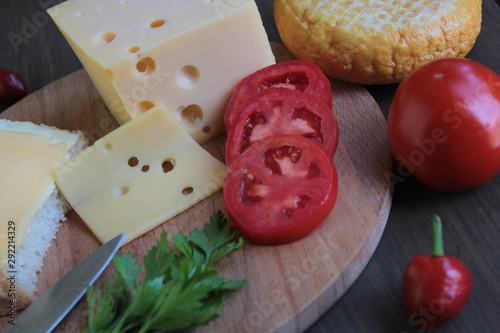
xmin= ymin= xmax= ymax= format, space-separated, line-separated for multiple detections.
xmin=225 ymin=88 xmax=339 ymax=165
xmin=225 ymin=60 xmax=332 ymax=130
xmin=224 ymin=134 xmax=338 ymax=245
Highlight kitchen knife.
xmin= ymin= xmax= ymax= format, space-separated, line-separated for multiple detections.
xmin=2 ymin=233 xmax=125 ymax=333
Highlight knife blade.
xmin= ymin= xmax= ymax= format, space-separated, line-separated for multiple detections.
xmin=3 ymin=233 xmax=124 ymax=333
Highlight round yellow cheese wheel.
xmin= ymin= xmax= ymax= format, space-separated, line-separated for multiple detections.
xmin=274 ymin=0 xmax=482 ymax=84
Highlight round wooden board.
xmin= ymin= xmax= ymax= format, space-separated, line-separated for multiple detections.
xmin=0 ymin=43 xmax=392 ymax=333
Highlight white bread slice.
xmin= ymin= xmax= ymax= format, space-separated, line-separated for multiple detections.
xmin=0 ymin=119 xmax=88 ymax=316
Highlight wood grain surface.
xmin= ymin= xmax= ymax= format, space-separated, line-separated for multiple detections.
xmin=0 ymin=43 xmax=391 ymax=332
xmin=1 ymin=1 xmax=499 ymax=332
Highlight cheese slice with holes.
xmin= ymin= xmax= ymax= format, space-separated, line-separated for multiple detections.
xmin=0 ymin=130 xmax=68 ymax=261
xmin=55 ymin=105 xmax=227 ymax=245
xmin=47 ymin=0 xmax=276 ymax=144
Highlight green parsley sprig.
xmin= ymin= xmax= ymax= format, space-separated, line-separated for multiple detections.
xmin=83 ymin=211 xmax=246 ymax=333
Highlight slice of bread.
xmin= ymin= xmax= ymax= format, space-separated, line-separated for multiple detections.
xmin=274 ymin=0 xmax=482 ymax=84
xmin=0 ymin=120 xmax=88 ymax=316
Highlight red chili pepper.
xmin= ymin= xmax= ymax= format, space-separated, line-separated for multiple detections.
xmin=0 ymin=68 xmax=28 ymax=104
xmin=403 ymin=215 xmax=472 ymax=330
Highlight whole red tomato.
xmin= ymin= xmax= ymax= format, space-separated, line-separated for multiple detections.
xmin=388 ymin=58 xmax=500 ymax=191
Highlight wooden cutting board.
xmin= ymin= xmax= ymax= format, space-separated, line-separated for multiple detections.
xmin=0 ymin=43 xmax=392 ymax=333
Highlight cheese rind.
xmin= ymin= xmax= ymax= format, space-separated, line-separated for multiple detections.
xmin=55 ymin=105 xmax=227 ymax=245
xmin=0 ymin=130 xmax=68 ymax=261
xmin=48 ymin=0 xmax=276 ymax=143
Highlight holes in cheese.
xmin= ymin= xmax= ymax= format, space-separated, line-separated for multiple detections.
xmin=128 ymin=46 xmax=140 ymax=53
xmin=179 ymin=104 xmax=203 ymax=129
xmin=129 ymin=156 xmax=176 ymax=174
xmin=177 ymin=65 xmax=200 ymax=89
xmin=135 ymin=101 xmax=156 ymax=115
xmin=162 ymin=159 xmax=175 ymax=173
xmin=136 ymin=57 xmax=156 ymax=75
xmin=99 ymin=32 xmax=116 ymax=44
xmin=128 ymin=157 xmax=139 ymax=167
xmin=103 ymin=143 xmax=113 ymax=152
xmin=182 ymin=187 xmax=194 ymax=195
xmin=150 ymin=19 xmax=165 ymax=28
xmin=116 ymin=186 xmax=129 ymax=195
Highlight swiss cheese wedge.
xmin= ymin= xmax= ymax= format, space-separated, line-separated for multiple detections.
xmin=48 ymin=0 xmax=276 ymax=143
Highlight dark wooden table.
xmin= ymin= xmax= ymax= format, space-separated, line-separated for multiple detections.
xmin=1 ymin=1 xmax=499 ymax=332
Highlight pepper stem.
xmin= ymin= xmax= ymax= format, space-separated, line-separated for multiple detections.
xmin=432 ymin=215 xmax=445 ymax=257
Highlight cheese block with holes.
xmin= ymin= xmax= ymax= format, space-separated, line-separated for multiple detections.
xmin=47 ymin=0 xmax=275 ymax=143
xmin=55 ymin=105 xmax=227 ymax=245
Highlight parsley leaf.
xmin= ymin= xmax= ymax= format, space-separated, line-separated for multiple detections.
xmin=83 ymin=211 xmax=246 ymax=333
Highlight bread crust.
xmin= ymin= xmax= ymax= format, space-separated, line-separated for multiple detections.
xmin=0 ymin=188 xmax=67 ymax=316
xmin=0 ymin=270 xmax=33 ymax=317
xmin=274 ymin=0 xmax=482 ymax=84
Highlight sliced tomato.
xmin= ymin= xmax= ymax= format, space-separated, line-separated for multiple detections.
xmin=223 ymin=134 xmax=338 ymax=245
xmin=225 ymin=60 xmax=332 ymax=129
xmin=225 ymin=88 xmax=338 ymax=165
